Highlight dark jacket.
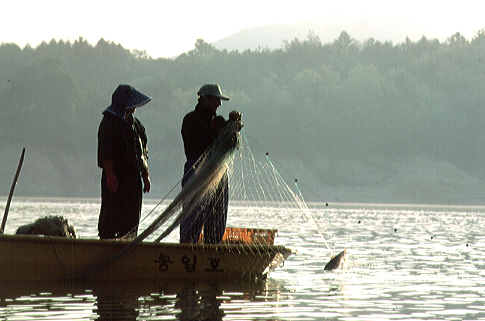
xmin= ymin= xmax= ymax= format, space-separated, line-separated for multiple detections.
xmin=98 ymin=112 xmax=148 ymax=177
xmin=181 ymin=103 xmax=226 ymax=162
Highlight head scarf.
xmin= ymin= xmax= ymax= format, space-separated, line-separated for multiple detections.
xmin=103 ymin=85 xmax=151 ymax=119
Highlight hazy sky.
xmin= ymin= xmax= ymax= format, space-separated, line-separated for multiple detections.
xmin=2 ymin=0 xmax=484 ymax=58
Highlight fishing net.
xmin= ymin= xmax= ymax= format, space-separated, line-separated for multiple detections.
xmin=138 ymin=124 xmax=324 ymax=246
xmin=132 ymin=121 xmax=338 ymax=279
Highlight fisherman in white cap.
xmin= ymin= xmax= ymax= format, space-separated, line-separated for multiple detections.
xmin=180 ymin=84 xmax=242 ymax=244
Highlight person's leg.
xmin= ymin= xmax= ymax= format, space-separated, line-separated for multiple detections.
xmin=204 ymin=174 xmax=228 ymax=244
xmin=180 ymin=203 xmax=207 ymax=243
xmin=118 ymin=176 xmax=142 ymax=238
xmin=180 ymin=160 xmax=207 ymax=243
xmin=98 ymin=173 xmax=120 ymax=239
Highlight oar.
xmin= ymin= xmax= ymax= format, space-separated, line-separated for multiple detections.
xmin=1 ymin=148 xmax=26 ymax=233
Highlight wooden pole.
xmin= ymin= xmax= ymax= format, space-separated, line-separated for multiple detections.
xmin=1 ymin=148 xmax=26 ymax=233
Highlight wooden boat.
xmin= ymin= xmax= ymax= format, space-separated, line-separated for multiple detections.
xmin=0 ymin=228 xmax=293 ymax=282
xmin=1 ymin=142 xmax=295 ymax=282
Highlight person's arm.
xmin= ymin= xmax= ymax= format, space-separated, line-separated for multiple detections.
xmin=98 ymin=115 xmax=118 ymax=193
xmin=182 ymin=113 xmax=203 ymax=160
xmin=142 ymin=170 xmax=151 ymax=193
xmin=103 ymin=158 xmax=118 ymax=193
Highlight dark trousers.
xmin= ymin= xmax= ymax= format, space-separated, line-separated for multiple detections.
xmin=180 ymin=159 xmax=228 ymax=244
xmin=98 ymin=171 xmax=142 ymax=239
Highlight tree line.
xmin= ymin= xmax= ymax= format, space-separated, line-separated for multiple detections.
xmin=1 ymin=30 xmax=484 ymax=201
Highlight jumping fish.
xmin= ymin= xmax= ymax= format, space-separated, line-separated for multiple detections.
xmin=324 ymin=249 xmax=346 ymax=271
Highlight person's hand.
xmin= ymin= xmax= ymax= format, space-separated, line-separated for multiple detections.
xmin=106 ymin=173 xmax=118 ymax=193
xmin=103 ymin=158 xmax=118 ymax=193
xmin=229 ymin=110 xmax=244 ymax=131
xmin=142 ymin=171 xmax=151 ymax=193
xmin=229 ymin=110 xmax=242 ymax=122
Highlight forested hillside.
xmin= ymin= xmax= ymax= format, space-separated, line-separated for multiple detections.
xmin=1 ymin=30 xmax=484 ymax=204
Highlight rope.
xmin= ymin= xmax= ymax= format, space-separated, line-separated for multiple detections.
xmin=49 ymin=236 xmax=68 ymax=278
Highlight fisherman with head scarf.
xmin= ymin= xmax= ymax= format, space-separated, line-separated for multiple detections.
xmin=97 ymin=84 xmax=152 ymax=239
xmin=180 ymin=84 xmax=242 ymax=244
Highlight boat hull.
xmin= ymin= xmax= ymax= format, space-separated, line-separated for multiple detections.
xmin=0 ymin=234 xmax=292 ymax=281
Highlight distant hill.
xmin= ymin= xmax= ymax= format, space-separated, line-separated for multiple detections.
xmin=212 ymin=14 xmax=441 ymax=52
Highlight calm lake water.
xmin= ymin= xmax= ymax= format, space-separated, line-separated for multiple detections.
xmin=1 ymin=198 xmax=485 ymax=320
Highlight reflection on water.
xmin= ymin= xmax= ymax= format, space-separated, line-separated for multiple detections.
xmin=0 ymin=279 xmax=281 ymax=321
xmin=174 ymin=282 xmax=224 ymax=321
